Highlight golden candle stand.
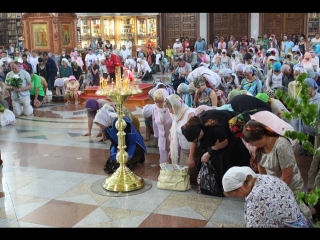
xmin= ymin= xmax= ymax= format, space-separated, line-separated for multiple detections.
xmin=95 ymin=65 xmax=145 ymax=192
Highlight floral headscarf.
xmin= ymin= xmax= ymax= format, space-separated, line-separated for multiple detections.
xmin=228 ymin=109 xmax=265 ymax=138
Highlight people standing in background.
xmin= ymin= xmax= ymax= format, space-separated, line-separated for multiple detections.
xmin=71 ymin=61 xmax=83 ymax=90
xmin=21 ymin=54 xmax=33 ymax=73
xmin=213 ymin=36 xmax=219 ymax=53
xmin=71 ymin=51 xmax=84 ymax=70
xmin=166 ymin=44 xmax=173 ymax=62
xmin=28 ymin=50 xmax=39 ymax=73
xmin=182 ymin=36 xmax=191 ymax=52
xmin=36 ymin=58 xmax=49 ymax=84
xmin=119 ymin=45 xmax=131 ymax=67
xmin=42 ymin=52 xmax=57 ymax=92
xmin=97 ymin=38 xmax=104 ymax=50
xmin=173 ymin=38 xmax=183 ymax=52
xmin=104 ymin=40 xmax=113 ymax=53
xmin=218 ymin=37 xmax=226 ymax=50
xmin=194 ymin=36 xmax=206 ymax=53
xmin=84 ymin=48 xmax=97 ymax=71
xmin=125 ymin=36 xmax=133 ymax=57
xmin=88 ymin=60 xmax=100 ymax=87
xmin=298 ymin=34 xmax=307 ymax=57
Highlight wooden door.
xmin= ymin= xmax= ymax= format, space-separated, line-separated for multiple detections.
xmin=211 ymin=13 xmax=248 ymax=43
xmin=263 ymin=13 xmax=304 ymax=39
xmin=161 ymin=13 xmax=199 ymax=50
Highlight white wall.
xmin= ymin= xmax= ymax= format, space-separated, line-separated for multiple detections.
xmin=199 ymin=13 xmax=207 ymax=41
xmin=250 ymin=13 xmax=259 ymax=39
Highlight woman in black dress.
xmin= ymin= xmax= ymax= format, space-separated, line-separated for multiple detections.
xmin=71 ymin=61 xmax=83 ymax=89
xmin=36 ymin=58 xmax=49 ymax=83
xmin=181 ymin=109 xmax=251 ymax=196
xmin=105 ymin=40 xmax=113 ymax=53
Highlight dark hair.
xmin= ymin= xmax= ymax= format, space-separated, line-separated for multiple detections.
xmin=23 ymin=48 xmax=28 ymax=52
xmin=43 ymin=52 xmax=48 ymax=56
xmin=38 ymin=58 xmax=44 ymax=62
xmin=266 ymin=52 xmax=271 ymax=57
xmin=22 ymin=53 xmax=27 ymax=58
xmin=176 ymin=57 xmax=183 ymax=62
xmin=244 ymin=53 xmax=252 ymax=60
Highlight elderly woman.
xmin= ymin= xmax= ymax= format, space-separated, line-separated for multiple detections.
xmin=142 ymin=104 xmax=154 ymax=141
xmin=219 ymin=68 xmax=240 ymax=97
xmin=177 ymin=82 xmax=193 ymax=107
xmin=222 ymin=166 xmax=313 ymax=228
xmin=181 ymin=109 xmax=251 ymax=196
xmin=152 ymin=89 xmax=172 ymax=164
xmin=241 ymin=119 xmax=319 ymax=220
xmin=94 ymin=108 xmax=147 ymax=173
xmin=164 ymin=94 xmax=201 ymax=183
xmin=71 ymin=51 xmax=84 ymax=70
xmin=193 ymin=75 xmax=227 ymax=108
xmin=238 ymin=65 xmax=262 ymax=97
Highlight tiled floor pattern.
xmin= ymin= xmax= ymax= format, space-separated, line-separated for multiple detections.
xmin=0 ymin=73 xmax=313 ymax=228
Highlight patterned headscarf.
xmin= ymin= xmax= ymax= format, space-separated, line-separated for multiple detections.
xmin=228 ymin=109 xmax=265 ymax=138
xmin=193 ymin=76 xmax=206 ymax=88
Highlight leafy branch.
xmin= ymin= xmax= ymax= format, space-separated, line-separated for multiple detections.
xmin=275 ymin=72 xmax=320 ymax=226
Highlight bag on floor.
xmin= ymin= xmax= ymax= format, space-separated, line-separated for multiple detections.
xmin=197 ymin=161 xmax=222 ymax=197
xmin=0 ymin=109 xmax=16 ymax=127
xmin=157 ymin=163 xmax=191 ymax=191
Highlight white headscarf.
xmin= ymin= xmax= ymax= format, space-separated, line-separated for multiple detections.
xmin=142 ymin=104 xmax=155 ymax=118
xmin=93 ymin=108 xmax=117 ymax=128
xmin=222 ymin=166 xmax=257 ymax=192
xmin=164 ymin=94 xmax=189 ymax=164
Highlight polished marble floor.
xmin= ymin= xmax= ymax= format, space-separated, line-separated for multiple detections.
xmin=0 ymin=73 xmax=314 ymax=228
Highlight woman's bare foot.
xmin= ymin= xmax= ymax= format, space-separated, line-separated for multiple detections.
xmin=144 ymin=137 xmax=150 ymax=141
xmin=96 ymin=132 xmax=102 ymax=137
xmin=82 ymin=133 xmax=91 ymax=136
xmin=98 ymin=138 xmax=105 ymax=142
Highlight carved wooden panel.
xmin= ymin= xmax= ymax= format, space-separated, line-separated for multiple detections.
xmin=263 ymin=13 xmax=303 ymax=39
xmin=163 ymin=13 xmax=198 ymax=49
xmin=213 ymin=13 xmax=248 ymax=42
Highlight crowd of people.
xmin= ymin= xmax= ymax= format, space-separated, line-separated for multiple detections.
xmin=1 ymin=32 xmax=320 ymax=227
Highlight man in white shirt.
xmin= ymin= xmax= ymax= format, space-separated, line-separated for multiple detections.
xmin=28 ymin=50 xmax=39 ymax=73
xmin=311 ymin=51 xmax=320 ymax=73
xmin=0 ymin=51 xmax=12 ymax=66
xmin=119 ymin=45 xmax=130 ymax=66
xmin=173 ymin=38 xmax=183 ymax=52
xmin=84 ymin=48 xmax=97 ymax=70
xmin=136 ymin=57 xmax=153 ymax=81
xmin=96 ymin=49 xmax=106 ymax=76
xmin=112 ymin=44 xmax=121 ymax=57
xmin=124 ymin=58 xmax=137 ymax=72
xmin=125 ymin=37 xmax=133 ymax=57
xmin=311 ymin=33 xmax=320 ymax=48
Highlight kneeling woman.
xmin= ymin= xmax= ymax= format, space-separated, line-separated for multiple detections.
xmin=222 ymin=166 xmax=313 ymax=228
xmin=94 ymin=108 xmax=147 ymax=173
xmin=181 ymin=109 xmax=251 ymax=196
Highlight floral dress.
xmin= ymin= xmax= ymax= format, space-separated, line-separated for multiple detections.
xmin=245 ymin=174 xmax=312 ymax=228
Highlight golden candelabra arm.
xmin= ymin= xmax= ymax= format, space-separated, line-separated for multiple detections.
xmin=96 ymin=65 xmax=144 ymax=192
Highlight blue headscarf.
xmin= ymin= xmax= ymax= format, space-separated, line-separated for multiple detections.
xmin=304 ymin=78 xmax=318 ymax=90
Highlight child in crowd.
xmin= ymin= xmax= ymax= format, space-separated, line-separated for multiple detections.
xmin=65 ymin=75 xmax=80 ymax=105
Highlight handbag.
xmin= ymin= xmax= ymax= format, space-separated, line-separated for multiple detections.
xmin=198 ymin=161 xmax=222 ymax=197
xmin=157 ymin=162 xmax=191 ymax=191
